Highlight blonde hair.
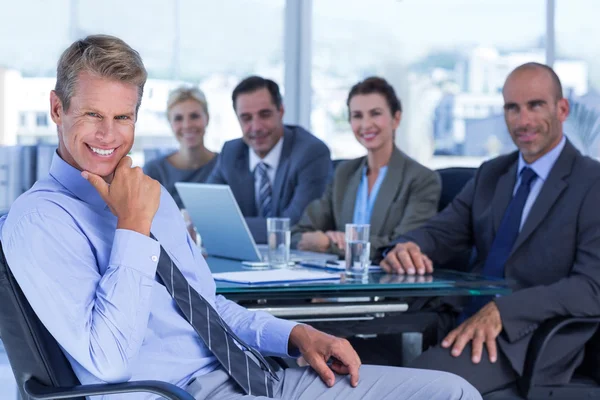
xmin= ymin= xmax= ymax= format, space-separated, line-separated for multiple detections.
xmin=54 ymin=34 xmax=147 ymax=113
xmin=167 ymin=86 xmax=209 ymax=119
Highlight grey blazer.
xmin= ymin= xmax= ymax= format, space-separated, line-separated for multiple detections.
xmin=291 ymin=146 xmax=441 ymax=259
xmin=207 ymin=125 xmax=331 ymax=243
xmin=390 ymin=139 xmax=600 ymax=381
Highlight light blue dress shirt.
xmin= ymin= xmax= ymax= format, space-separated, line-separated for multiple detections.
xmin=352 ymin=166 xmax=388 ymax=225
xmin=514 ymin=136 xmax=566 ymax=230
xmin=0 ymin=153 xmax=297 ymax=400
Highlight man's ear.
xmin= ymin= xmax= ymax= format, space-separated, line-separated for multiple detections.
xmin=557 ymin=97 xmax=570 ymax=123
xmin=50 ymin=91 xmax=64 ymax=125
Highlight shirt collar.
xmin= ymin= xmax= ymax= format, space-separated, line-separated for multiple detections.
xmin=362 ymin=165 xmax=388 ymax=178
xmin=49 ymin=151 xmax=108 ymax=210
xmin=517 ymin=135 xmax=566 ymax=182
xmin=249 ymin=136 xmax=284 ymax=173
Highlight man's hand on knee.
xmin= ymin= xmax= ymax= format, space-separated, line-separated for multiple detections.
xmin=288 ymin=324 xmax=361 ymax=388
xmin=442 ymin=302 xmax=503 ymax=364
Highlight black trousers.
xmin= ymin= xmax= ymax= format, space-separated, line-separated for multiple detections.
xmin=409 ymin=343 xmax=518 ymax=394
xmin=351 ymin=310 xmax=587 ymax=395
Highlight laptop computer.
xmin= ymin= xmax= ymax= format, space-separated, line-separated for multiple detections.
xmin=175 ymin=183 xmax=338 ymax=263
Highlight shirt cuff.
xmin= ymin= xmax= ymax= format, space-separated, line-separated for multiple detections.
xmin=260 ymin=318 xmax=300 ymax=358
xmin=109 ymin=229 xmax=161 ymax=278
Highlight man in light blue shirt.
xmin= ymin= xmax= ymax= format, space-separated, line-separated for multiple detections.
xmin=0 ymin=35 xmax=480 ymax=400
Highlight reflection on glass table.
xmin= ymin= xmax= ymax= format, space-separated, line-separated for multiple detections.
xmin=206 ymin=257 xmax=510 ymax=301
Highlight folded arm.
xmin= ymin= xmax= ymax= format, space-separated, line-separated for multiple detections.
xmin=371 ymin=170 xmax=441 ymax=252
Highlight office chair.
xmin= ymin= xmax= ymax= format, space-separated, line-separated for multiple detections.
xmin=0 ymin=241 xmax=194 ymax=400
xmin=331 ymin=159 xmax=348 ymax=169
xmin=483 ymin=317 xmax=600 ymax=399
xmin=435 ymin=167 xmax=478 ymax=273
xmin=436 ymin=167 xmax=477 ymax=212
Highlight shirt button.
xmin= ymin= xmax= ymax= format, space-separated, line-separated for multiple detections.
xmin=151 ymin=255 xmax=158 ymax=262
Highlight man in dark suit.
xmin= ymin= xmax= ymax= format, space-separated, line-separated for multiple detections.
xmin=380 ymin=62 xmax=600 ymax=394
xmin=207 ymin=76 xmax=332 ymax=243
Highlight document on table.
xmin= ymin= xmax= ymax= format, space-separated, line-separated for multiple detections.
xmin=300 ymin=260 xmax=382 ymax=273
xmin=212 ymin=269 xmax=340 ymax=284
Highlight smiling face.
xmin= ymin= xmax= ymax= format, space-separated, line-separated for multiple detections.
xmin=235 ymin=87 xmax=285 ymax=158
xmin=503 ymin=67 xmax=569 ymax=163
xmin=348 ymin=93 xmax=401 ymax=152
xmin=50 ymin=71 xmax=138 ymax=181
xmin=169 ymin=99 xmax=208 ymax=150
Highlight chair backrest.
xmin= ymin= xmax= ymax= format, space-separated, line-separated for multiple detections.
xmin=434 ymin=168 xmax=478 ymax=272
xmin=436 ymin=167 xmax=477 ymax=212
xmin=0 ymin=241 xmax=84 ymax=400
xmin=331 ymin=159 xmax=349 ymax=171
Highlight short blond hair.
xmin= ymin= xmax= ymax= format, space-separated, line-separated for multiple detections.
xmin=55 ymin=34 xmax=147 ymax=113
xmin=167 ymin=86 xmax=209 ymax=119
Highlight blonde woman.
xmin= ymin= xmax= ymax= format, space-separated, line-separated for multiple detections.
xmin=144 ymin=86 xmax=218 ymax=208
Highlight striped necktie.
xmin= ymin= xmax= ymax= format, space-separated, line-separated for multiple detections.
xmin=256 ymin=162 xmax=273 ymax=217
xmin=151 ymin=235 xmax=277 ymax=396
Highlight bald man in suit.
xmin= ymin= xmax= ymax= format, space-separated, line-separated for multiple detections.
xmin=380 ymin=62 xmax=600 ymax=394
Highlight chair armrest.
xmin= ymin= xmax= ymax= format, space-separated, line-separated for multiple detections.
xmin=518 ymin=316 xmax=600 ymax=397
xmin=24 ymin=377 xmax=195 ymax=400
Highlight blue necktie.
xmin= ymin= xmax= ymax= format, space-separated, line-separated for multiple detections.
xmin=459 ymin=167 xmax=538 ymax=322
xmin=256 ymin=162 xmax=273 ymax=217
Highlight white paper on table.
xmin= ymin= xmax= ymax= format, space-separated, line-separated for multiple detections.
xmin=213 ymin=269 xmax=340 ymax=284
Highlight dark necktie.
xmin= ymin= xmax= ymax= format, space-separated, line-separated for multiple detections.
xmin=151 ymin=236 xmax=277 ymax=396
xmin=256 ymin=162 xmax=273 ymax=217
xmin=459 ymin=167 xmax=538 ymax=322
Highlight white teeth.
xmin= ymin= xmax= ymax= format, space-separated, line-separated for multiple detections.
xmin=89 ymin=146 xmax=115 ymax=156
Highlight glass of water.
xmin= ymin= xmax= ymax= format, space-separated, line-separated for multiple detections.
xmin=181 ymin=209 xmax=202 ymax=248
xmin=345 ymin=224 xmax=371 ymax=279
xmin=267 ymin=218 xmax=291 ymax=268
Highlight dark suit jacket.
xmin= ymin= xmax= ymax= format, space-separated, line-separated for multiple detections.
xmin=291 ymin=147 xmax=441 ymax=259
xmin=207 ymin=125 xmax=332 ymax=243
xmin=389 ymin=139 xmax=600 ymax=379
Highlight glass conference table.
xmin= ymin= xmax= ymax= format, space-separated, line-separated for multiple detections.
xmin=207 ymin=256 xmax=511 ymax=322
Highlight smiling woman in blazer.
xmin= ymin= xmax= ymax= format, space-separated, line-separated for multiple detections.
xmin=291 ymin=77 xmax=441 ymax=260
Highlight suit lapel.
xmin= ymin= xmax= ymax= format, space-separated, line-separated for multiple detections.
xmin=370 ymin=148 xmax=406 ymax=235
xmin=509 ymin=141 xmax=575 ymax=256
xmin=234 ymin=149 xmax=257 ymax=216
xmin=339 ymin=158 xmax=366 ymax=227
xmin=272 ymin=130 xmax=293 ymax=214
xmin=491 ymin=160 xmax=518 ymax=233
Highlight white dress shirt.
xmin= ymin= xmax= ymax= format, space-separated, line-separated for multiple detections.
xmin=249 ymin=138 xmax=284 ymax=211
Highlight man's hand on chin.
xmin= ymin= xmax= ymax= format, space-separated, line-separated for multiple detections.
xmin=288 ymin=324 xmax=361 ymax=388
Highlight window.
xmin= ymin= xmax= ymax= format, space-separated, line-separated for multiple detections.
xmin=19 ymin=112 xmax=27 ymax=128
xmin=556 ymin=0 xmax=600 ymax=160
xmin=35 ymin=112 xmax=48 ymax=127
xmin=0 ymin=0 xmax=285 ymax=160
xmin=312 ymin=0 xmax=546 ymax=167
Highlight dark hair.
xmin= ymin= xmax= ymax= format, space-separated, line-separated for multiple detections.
xmin=507 ymin=62 xmax=564 ymax=100
xmin=232 ymin=76 xmax=283 ymax=110
xmin=346 ymin=77 xmax=402 ymax=116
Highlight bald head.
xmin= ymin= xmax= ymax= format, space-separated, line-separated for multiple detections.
xmin=502 ymin=62 xmax=569 ymax=164
xmin=504 ymin=62 xmax=563 ymax=101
